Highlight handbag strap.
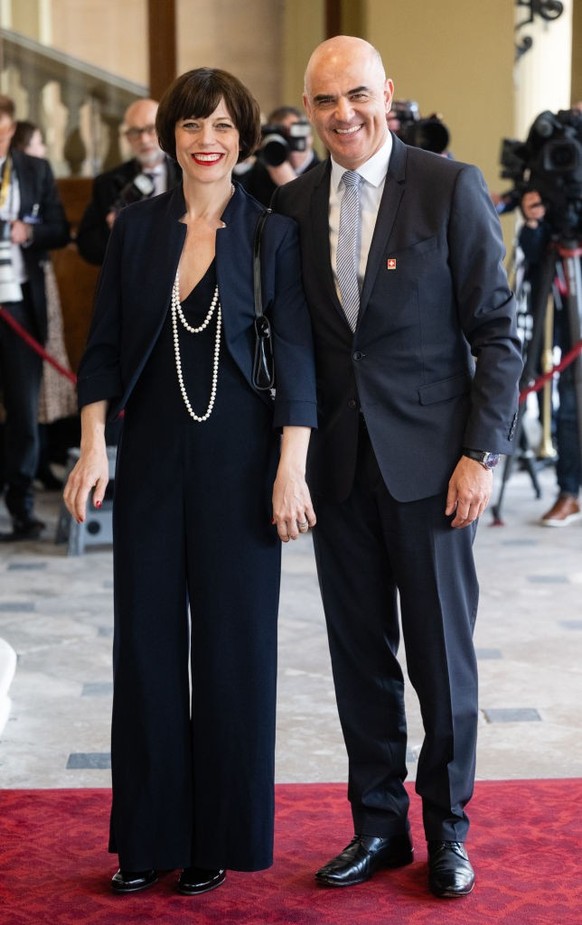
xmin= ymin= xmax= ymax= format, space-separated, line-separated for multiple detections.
xmin=253 ymin=208 xmax=272 ymax=319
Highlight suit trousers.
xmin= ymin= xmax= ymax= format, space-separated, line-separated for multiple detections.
xmin=0 ymin=287 xmax=43 ymax=520
xmin=312 ymin=424 xmax=479 ymax=843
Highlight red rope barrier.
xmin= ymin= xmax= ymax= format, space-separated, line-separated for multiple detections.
xmin=0 ymin=303 xmax=77 ymax=385
xmin=519 ymin=339 xmax=582 ymax=403
xmin=1 ymin=302 xmax=580 ymax=405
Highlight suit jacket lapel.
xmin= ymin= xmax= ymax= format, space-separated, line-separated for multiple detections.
xmin=359 ymin=136 xmax=407 ymax=317
xmin=310 ymin=164 xmax=335 ymax=286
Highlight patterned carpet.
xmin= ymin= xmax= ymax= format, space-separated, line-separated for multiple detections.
xmin=1 ymin=780 xmax=580 ymax=924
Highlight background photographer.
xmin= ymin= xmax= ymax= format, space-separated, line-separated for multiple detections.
xmin=76 ymin=98 xmax=181 ymax=265
xmin=239 ymin=105 xmax=319 ymax=206
xmin=519 ymin=188 xmax=582 ymax=526
xmin=0 ymin=94 xmax=70 ymax=541
xmin=499 ymin=103 xmax=582 ymax=526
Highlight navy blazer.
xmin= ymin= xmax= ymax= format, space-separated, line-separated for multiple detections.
xmin=76 ymin=183 xmax=317 ymax=431
xmin=10 ymin=150 xmax=70 ymax=343
xmin=273 ymin=135 xmax=523 ymax=503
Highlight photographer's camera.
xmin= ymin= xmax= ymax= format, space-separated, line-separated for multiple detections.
xmin=112 ymin=172 xmax=156 ymax=213
xmin=257 ymin=121 xmax=311 ymax=167
xmin=389 ymin=100 xmax=450 ymax=155
xmin=499 ymin=107 xmax=582 ymax=238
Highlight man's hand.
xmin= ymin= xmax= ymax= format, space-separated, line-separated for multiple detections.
xmin=445 ymin=456 xmax=493 ymax=528
xmin=521 ymin=190 xmax=545 ymax=227
xmin=10 ymin=220 xmax=32 ymax=246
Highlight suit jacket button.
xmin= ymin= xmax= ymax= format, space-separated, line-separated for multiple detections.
xmin=347 ymin=399 xmax=357 ymax=409
xmin=353 ymin=351 xmax=363 ymax=361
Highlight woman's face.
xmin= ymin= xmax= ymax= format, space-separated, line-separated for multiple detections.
xmin=25 ymin=129 xmax=47 ymax=158
xmin=174 ymin=97 xmax=240 ymax=185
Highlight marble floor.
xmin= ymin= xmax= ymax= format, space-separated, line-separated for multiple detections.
xmin=0 ymin=460 xmax=581 ymax=791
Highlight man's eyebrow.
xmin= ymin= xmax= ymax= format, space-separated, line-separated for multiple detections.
xmin=312 ymin=86 xmax=370 ymax=104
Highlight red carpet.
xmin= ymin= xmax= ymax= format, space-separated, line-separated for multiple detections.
xmin=1 ymin=781 xmax=580 ymax=924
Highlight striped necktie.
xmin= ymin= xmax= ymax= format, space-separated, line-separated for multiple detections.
xmin=336 ymin=170 xmax=362 ymax=331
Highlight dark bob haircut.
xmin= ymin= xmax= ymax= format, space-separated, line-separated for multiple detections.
xmin=156 ymin=67 xmax=262 ymax=163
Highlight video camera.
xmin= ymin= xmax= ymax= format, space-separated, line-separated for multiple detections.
xmin=390 ymin=100 xmax=450 ymax=155
xmin=257 ymin=121 xmax=311 ymax=167
xmin=499 ymin=108 xmax=582 ymax=239
xmin=112 ymin=172 xmax=155 ymax=213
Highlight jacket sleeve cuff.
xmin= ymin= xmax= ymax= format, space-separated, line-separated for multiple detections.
xmin=272 ymin=400 xmax=318 ymax=430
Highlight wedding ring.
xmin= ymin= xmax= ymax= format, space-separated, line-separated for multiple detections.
xmin=297 ymin=520 xmax=309 ymax=529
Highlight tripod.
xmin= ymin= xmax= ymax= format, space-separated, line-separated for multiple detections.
xmin=491 ymin=236 xmax=582 ymax=524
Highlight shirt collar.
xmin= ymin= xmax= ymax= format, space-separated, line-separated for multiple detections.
xmin=330 ymin=134 xmax=393 ymax=191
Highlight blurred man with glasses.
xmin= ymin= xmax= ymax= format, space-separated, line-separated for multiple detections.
xmin=77 ymin=99 xmax=181 ymax=265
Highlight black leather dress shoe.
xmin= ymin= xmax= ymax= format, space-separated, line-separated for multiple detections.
xmin=315 ymin=833 xmax=414 ymax=886
xmin=177 ymin=866 xmax=226 ymax=895
xmin=428 ymin=841 xmax=475 ymax=897
xmin=111 ymin=868 xmax=158 ymax=893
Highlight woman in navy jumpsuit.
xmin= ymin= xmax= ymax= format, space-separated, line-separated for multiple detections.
xmin=64 ymin=68 xmax=317 ymax=896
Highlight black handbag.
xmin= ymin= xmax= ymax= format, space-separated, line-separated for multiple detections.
xmin=252 ymin=208 xmax=275 ymax=391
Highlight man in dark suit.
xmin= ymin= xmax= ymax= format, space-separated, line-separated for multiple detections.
xmin=76 ymin=98 xmax=181 ymax=265
xmin=0 ymin=94 xmax=70 ymax=540
xmin=272 ymin=36 xmax=522 ymax=899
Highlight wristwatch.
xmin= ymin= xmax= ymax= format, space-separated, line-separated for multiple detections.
xmin=462 ymin=448 xmax=501 ymax=470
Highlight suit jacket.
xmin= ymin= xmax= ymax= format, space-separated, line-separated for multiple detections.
xmin=272 ymin=135 xmax=523 ymax=503
xmin=77 ymin=182 xmax=317 ymax=431
xmin=10 ymin=150 xmax=70 ymax=343
xmin=76 ymin=156 xmax=182 ymax=266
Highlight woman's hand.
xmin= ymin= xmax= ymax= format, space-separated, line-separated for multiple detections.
xmin=63 ymin=401 xmax=110 ymax=523
xmin=272 ymin=426 xmax=316 ymax=542
xmin=63 ymin=445 xmax=110 ymax=524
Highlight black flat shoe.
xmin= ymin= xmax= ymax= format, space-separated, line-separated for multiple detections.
xmin=315 ymin=833 xmax=414 ymax=887
xmin=177 ymin=866 xmax=226 ymax=895
xmin=428 ymin=841 xmax=475 ymax=897
xmin=111 ymin=868 xmax=158 ymax=894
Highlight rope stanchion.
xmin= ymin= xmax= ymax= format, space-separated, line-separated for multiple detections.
xmin=0 ymin=303 xmax=77 ymax=385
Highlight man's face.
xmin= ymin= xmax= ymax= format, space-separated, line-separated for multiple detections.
xmin=123 ymin=100 xmax=163 ymax=168
xmin=303 ymin=42 xmax=393 ymax=170
xmin=0 ymin=114 xmax=16 ymax=159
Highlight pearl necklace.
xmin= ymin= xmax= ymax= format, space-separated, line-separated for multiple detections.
xmin=171 ymin=269 xmax=221 ymax=422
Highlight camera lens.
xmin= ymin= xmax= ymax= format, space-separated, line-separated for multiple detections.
xmin=260 ymin=132 xmax=289 ymax=167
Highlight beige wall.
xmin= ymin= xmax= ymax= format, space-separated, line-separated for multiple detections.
xmin=365 ymin=0 xmax=515 ymax=193
xmin=47 ymin=0 xmax=148 ymax=86
xmin=176 ymin=0 xmax=285 ymax=119
xmin=282 ymin=0 xmax=325 ymax=110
